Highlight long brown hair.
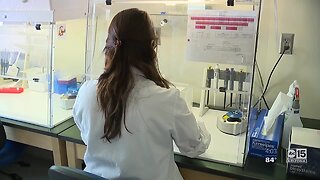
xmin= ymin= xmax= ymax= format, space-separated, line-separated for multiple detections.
xmin=97 ymin=8 xmax=171 ymax=142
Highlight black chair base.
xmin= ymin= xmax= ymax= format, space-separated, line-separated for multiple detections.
xmin=0 ymin=170 xmax=23 ymax=180
xmin=48 ymin=165 xmax=107 ymax=180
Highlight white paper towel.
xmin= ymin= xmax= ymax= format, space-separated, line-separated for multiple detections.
xmin=262 ymin=92 xmax=291 ymax=135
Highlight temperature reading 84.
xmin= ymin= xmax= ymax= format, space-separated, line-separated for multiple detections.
xmin=265 ymin=157 xmax=276 ymax=163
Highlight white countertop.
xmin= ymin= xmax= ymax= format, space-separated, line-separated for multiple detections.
xmin=174 ymin=107 xmax=246 ymax=166
xmin=0 ymin=89 xmax=72 ymax=128
xmin=0 ymin=87 xmax=246 ymax=165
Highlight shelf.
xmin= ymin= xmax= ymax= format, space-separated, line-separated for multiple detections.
xmin=0 ymin=75 xmax=49 ymax=83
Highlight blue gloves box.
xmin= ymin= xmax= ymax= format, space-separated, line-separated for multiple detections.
xmin=54 ymin=76 xmax=77 ymax=94
xmin=287 ymin=127 xmax=320 ymax=179
xmin=248 ymin=109 xmax=284 ymax=161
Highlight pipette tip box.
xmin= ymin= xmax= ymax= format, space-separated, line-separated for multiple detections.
xmin=54 ymin=77 xmax=77 ymax=94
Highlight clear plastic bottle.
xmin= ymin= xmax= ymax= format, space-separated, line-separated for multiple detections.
xmin=281 ymin=92 xmax=303 ymax=149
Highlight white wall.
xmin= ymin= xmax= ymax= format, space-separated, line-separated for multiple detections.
xmin=51 ymin=0 xmax=88 ymax=21
xmin=0 ymin=0 xmax=50 ymax=11
xmin=96 ymin=3 xmax=254 ymax=108
xmin=54 ymin=18 xmax=87 ymax=79
xmin=256 ymin=0 xmax=320 ymax=119
xmin=58 ymin=0 xmax=320 ymax=120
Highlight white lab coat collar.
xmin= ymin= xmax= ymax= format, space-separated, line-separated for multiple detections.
xmin=131 ymin=67 xmax=145 ymax=78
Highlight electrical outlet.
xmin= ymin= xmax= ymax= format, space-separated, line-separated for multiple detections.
xmin=280 ymin=33 xmax=294 ymax=54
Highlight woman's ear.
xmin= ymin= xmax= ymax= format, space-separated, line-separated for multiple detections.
xmin=151 ymin=40 xmax=157 ymax=49
xmin=116 ymin=40 xmax=122 ymax=47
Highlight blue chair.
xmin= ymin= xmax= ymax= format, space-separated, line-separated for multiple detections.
xmin=48 ymin=165 xmax=107 ymax=180
xmin=0 ymin=120 xmax=26 ymax=180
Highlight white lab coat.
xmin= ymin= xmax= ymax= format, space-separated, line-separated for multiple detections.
xmin=73 ymin=69 xmax=211 ymax=180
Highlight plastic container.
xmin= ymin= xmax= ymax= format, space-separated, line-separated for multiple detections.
xmin=28 ymin=73 xmax=48 ymax=92
xmin=281 ymin=99 xmax=303 ymax=149
xmin=59 ymin=87 xmax=78 ymax=110
xmin=59 ymin=97 xmax=76 ymax=110
xmin=54 ymin=76 xmax=77 ymax=94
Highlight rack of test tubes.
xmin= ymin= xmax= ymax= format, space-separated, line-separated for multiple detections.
xmin=199 ymin=64 xmax=251 ymax=117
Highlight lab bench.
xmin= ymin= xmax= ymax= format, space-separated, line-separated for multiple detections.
xmin=0 ymin=116 xmax=74 ymax=166
xmin=57 ymin=117 xmax=320 ymax=180
xmin=1 ymin=115 xmax=319 ymax=179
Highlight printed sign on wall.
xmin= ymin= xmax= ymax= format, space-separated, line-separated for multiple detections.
xmin=186 ymin=10 xmax=257 ymax=65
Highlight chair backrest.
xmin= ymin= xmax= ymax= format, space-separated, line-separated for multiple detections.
xmin=0 ymin=120 xmax=6 ymax=149
xmin=48 ymin=165 xmax=107 ymax=180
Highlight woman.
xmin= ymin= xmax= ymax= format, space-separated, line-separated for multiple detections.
xmin=73 ymin=8 xmax=211 ymax=180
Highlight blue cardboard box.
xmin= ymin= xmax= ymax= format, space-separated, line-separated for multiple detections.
xmin=54 ymin=77 xmax=77 ymax=94
xmin=248 ymin=109 xmax=285 ymax=161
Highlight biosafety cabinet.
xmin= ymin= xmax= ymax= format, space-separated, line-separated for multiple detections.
xmin=86 ymin=0 xmax=261 ymax=166
xmin=0 ymin=0 xmax=88 ymax=127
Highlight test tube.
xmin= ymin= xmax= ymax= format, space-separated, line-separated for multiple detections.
xmin=229 ymin=68 xmax=236 ymax=107
xmin=1 ymin=51 xmax=5 ymax=75
xmin=238 ymin=69 xmax=245 ymax=91
xmin=213 ymin=64 xmax=220 ymax=89
xmin=224 ymin=68 xmax=230 ymax=90
xmin=206 ymin=66 xmax=214 ymax=88
xmin=238 ymin=70 xmax=245 ymax=108
xmin=0 ymin=58 xmax=3 ymax=75
xmin=206 ymin=67 xmax=214 ymax=105
xmin=223 ymin=68 xmax=230 ymax=109
xmin=4 ymin=58 xmax=9 ymax=75
xmin=213 ymin=64 xmax=220 ymax=107
xmin=229 ymin=68 xmax=235 ymax=91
